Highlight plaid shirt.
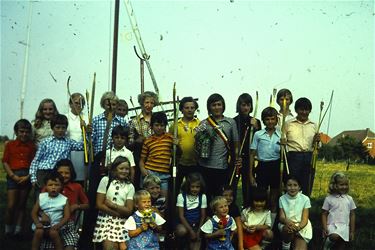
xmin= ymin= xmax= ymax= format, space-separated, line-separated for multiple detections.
xmin=92 ymin=112 xmax=126 ymax=154
xmin=128 ymin=113 xmax=152 ymax=145
xmin=29 ymin=136 xmax=83 ymax=183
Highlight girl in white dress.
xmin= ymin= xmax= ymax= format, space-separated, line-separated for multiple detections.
xmin=322 ymin=172 xmax=356 ymax=250
xmin=92 ymin=156 xmax=135 ymax=250
xmin=279 ymin=176 xmax=312 ymax=250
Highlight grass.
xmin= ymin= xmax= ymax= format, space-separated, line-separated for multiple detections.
xmin=1 ymin=141 xmax=374 ymax=249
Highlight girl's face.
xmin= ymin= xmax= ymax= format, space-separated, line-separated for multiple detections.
xmin=286 ymin=179 xmax=300 ymax=197
xmin=137 ymin=196 xmax=152 ymax=211
xmin=145 ymin=183 xmax=161 ymax=199
xmin=45 ymin=179 xmax=62 ymax=197
xmin=222 ymin=190 xmax=234 ymax=205
xmin=114 ymin=162 xmax=130 ymax=180
xmin=215 ymin=200 xmax=229 ymax=218
xmin=253 ymin=200 xmax=266 ymax=212
xmin=336 ymin=178 xmax=349 ymax=195
xmin=189 ymin=181 xmax=201 ymax=196
xmin=42 ymin=102 xmax=55 ymax=120
xmin=277 ymin=95 xmax=292 ymax=110
xmin=239 ymin=102 xmax=251 ymax=116
xmin=57 ymin=166 xmax=71 ymax=184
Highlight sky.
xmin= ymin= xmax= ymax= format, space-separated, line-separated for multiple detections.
xmin=1 ymin=0 xmax=374 ymax=139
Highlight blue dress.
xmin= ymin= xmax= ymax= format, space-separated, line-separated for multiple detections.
xmin=127 ymin=212 xmax=159 ymax=250
xmin=207 ymin=216 xmax=235 ymax=250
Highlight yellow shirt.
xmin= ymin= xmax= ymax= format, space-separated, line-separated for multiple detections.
xmin=170 ymin=117 xmax=200 ymax=166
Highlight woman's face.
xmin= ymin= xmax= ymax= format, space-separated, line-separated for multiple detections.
xmin=142 ymin=97 xmax=155 ymax=115
xmin=69 ymin=95 xmax=84 ymax=115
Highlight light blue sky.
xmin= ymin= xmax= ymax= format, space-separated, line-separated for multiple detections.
xmin=1 ymin=0 xmax=374 ymax=138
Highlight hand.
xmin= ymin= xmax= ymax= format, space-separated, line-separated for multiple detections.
xmin=40 ymin=213 xmax=51 ymax=226
xmin=280 ymin=138 xmax=287 ymax=145
xmin=70 ymin=204 xmax=79 ymax=213
xmin=248 ymin=225 xmax=256 ymax=234
xmin=36 ymin=222 xmax=44 ymax=229
xmin=216 ymin=229 xmax=226 ymax=237
xmin=189 ymin=229 xmax=197 ymax=241
xmin=51 ymin=224 xmax=60 ymax=231
xmin=17 ymin=175 xmax=29 ymax=184
xmin=86 ymin=123 xmax=92 ymax=134
xmin=313 ymin=133 xmax=321 ymax=143
xmin=322 ymin=228 xmax=328 ymax=238
xmin=249 ymin=175 xmax=257 ymax=187
xmin=149 ymin=222 xmax=157 ymax=230
xmin=105 ymin=199 xmax=117 ymax=209
xmin=140 ymin=167 xmax=149 ymax=177
xmin=250 ymin=117 xmax=258 ymax=128
xmin=141 ymin=223 xmax=149 ymax=231
xmin=173 ymin=138 xmax=179 ymax=145
xmin=235 ymin=158 xmax=242 ymax=168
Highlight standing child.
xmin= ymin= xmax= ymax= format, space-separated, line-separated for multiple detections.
xmin=241 ymin=187 xmax=273 ymax=250
xmin=32 ymin=98 xmax=59 ymax=145
xmin=116 ymin=99 xmax=129 ymax=119
xmin=143 ymin=174 xmax=167 ymax=217
xmin=201 ymin=196 xmax=237 ymax=250
xmin=222 ymin=186 xmax=243 ymax=250
xmin=92 ymin=156 xmax=135 ymax=250
xmin=249 ymin=107 xmax=281 ymax=219
xmin=276 ymin=89 xmax=294 ymax=125
xmin=31 ymin=171 xmax=70 ymax=250
xmin=3 ymin=119 xmax=36 ymax=237
xmin=175 ymin=172 xmax=207 ymax=250
xmin=125 ymin=190 xmax=166 ymax=250
xmin=279 ymin=176 xmax=312 ymax=250
xmin=322 ymin=172 xmax=356 ymax=250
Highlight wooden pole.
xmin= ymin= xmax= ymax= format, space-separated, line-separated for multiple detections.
xmin=111 ymin=0 xmax=120 ymax=93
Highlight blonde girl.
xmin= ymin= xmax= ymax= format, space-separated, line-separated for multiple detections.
xmin=33 ymin=98 xmax=59 ymax=144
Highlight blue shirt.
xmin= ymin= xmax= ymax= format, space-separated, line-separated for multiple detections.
xmin=29 ymin=136 xmax=83 ymax=183
xmin=92 ymin=112 xmax=126 ymax=154
xmin=250 ymin=128 xmax=281 ymax=161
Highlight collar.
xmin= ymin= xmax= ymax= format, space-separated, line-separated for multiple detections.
xmin=51 ymin=135 xmax=68 ymax=141
xmin=178 ymin=117 xmax=198 ymax=125
xmin=112 ymin=146 xmax=126 ymax=152
xmin=289 ymin=117 xmax=314 ymax=125
xmin=259 ymin=128 xmax=281 ymax=137
xmin=212 ymin=214 xmax=230 ymax=222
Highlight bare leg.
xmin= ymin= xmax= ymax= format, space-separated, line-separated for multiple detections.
xmin=31 ymin=228 xmax=44 ymax=250
xmin=15 ymin=188 xmax=30 ymax=233
xmin=5 ymin=189 xmax=17 ymax=230
xmin=293 ymin=236 xmax=307 ymax=250
xmin=103 ymin=240 xmax=118 ymax=250
xmin=49 ymin=228 xmax=64 ymax=250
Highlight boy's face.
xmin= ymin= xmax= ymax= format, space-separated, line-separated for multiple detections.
xmin=222 ymin=190 xmax=234 ymax=205
xmin=69 ymin=96 xmax=84 ymax=115
xmin=263 ymin=116 xmax=277 ymax=130
xmin=215 ymin=200 xmax=229 ymax=218
xmin=296 ymin=108 xmax=311 ymax=122
xmin=137 ymin=196 xmax=152 ymax=211
xmin=53 ymin=124 xmax=67 ymax=138
xmin=145 ymin=183 xmax=161 ymax=199
xmin=16 ymin=128 xmax=31 ymax=142
xmin=42 ymin=102 xmax=55 ymax=120
xmin=152 ymin=122 xmax=166 ymax=136
xmin=116 ymin=104 xmax=128 ymax=117
xmin=45 ymin=179 xmax=62 ymax=197
xmin=57 ymin=166 xmax=71 ymax=184
xmin=142 ymin=97 xmax=155 ymax=115
xmin=113 ymin=135 xmax=127 ymax=149
xmin=182 ymin=102 xmax=196 ymax=120
xmin=239 ymin=102 xmax=251 ymax=116
xmin=209 ymin=101 xmax=224 ymax=117
xmin=277 ymin=95 xmax=292 ymax=110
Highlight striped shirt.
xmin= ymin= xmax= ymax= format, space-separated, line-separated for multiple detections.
xmin=29 ymin=136 xmax=83 ymax=183
xmin=92 ymin=112 xmax=126 ymax=154
xmin=141 ymin=133 xmax=173 ymax=173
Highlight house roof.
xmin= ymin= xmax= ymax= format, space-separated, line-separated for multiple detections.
xmin=320 ymin=133 xmax=331 ymax=144
xmin=328 ymin=128 xmax=375 ymax=145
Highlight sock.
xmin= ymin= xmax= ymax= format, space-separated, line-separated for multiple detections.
xmin=5 ymin=224 xmax=14 ymax=234
xmin=14 ymin=225 xmax=22 ymax=234
xmin=282 ymin=241 xmax=291 ymax=250
xmin=271 ymin=212 xmax=277 ymax=227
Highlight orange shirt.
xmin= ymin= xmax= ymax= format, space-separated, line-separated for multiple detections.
xmin=2 ymin=139 xmax=36 ymax=170
xmin=141 ymin=133 xmax=173 ymax=173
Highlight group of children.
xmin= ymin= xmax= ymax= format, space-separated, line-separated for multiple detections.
xmin=2 ymin=89 xmax=356 ymax=250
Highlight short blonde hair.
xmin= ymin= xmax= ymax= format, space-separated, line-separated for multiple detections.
xmin=328 ymin=172 xmax=349 ymax=194
xmin=134 ymin=190 xmax=151 ymax=204
xmin=143 ymin=174 xmax=161 ymax=188
xmin=210 ymin=196 xmax=227 ymax=212
xmin=100 ymin=91 xmax=119 ymax=109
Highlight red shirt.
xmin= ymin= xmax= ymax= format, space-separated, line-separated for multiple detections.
xmin=2 ymin=139 xmax=36 ymax=170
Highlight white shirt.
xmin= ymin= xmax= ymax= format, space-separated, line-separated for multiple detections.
xmin=284 ymin=118 xmax=317 ymax=152
xmin=124 ymin=210 xmax=166 ymax=230
xmin=241 ymin=208 xmax=271 ymax=227
xmin=176 ymin=193 xmax=207 ymax=210
xmin=97 ymin=176 xmax=134 ymax=206
xmin=105 ymin=146 xmax=136 ymax=167
xmin=66 ymin=111 xmax=85 ymax=142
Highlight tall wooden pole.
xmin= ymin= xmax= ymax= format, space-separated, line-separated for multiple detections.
xmin=111 ymin=0 xmax=120 ymax=93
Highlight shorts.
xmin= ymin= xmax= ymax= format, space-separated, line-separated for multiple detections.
xmin=243 ymin=230 xmax=264 ymax=248
xmin=40 ymin=221 xmax=79 ymax=248
xmin=255 ymin=160 xmax=280 ymax=189
xmin=7 ymin=169 xmax=31 ymax=190
xmin=145 ymin=170 xmax=171 ymax=191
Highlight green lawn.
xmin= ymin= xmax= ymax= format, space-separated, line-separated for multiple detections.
xmin=1 ymin=141 xmax=374 ymax=249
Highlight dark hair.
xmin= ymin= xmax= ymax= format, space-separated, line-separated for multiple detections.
xmin=150 ymin=111 xmax=168 ymax=127
xmin=221 ymin=185 xmax=234 ymax=194
xmin=14 ymin=119 xmax=32 ymax=133
xmin=277 ymin=89 xmax=293 ymax=104
xmin=249 ymin=187 xmax=268 ymax=209
xmin=55 ymin=159 xmax=76 ymax=181
xmin=117 ymin=99 xmax=128 ymax=107
xmin=111 ymin=125 xmax=129 ymax=138
xmin=284 ymin=175 xmax=301 ymax=186
xmin=294 ymin=97 xmax=312 ymax=111
xmin=181 ymin=172 xmax=206 ymax=194
xmin=236 ymin=93 xmax=253 ymax=113
xmin=50 ymin=114 xmax=68 ymax=128
xmin=261 ymin=107 xmax=278 ymax=121
xmin=44 ymin=170 xmax=64 ymax=185
xmin=69 ymin=93 xmax=85 ymax=106
xmin=34 ymin=98 xmax=59 ymax=129
xmin=206 ymin=93 xmax=225 ymax=114
xmin=179 ymin=96 xmax=198 ymax=112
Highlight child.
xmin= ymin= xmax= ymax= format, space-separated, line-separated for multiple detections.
xmin=32 ymin=98 xmax=59 ymax=144
xmin=241 ymin=187 xmax=273 ymax=250
xmin=92 ymin=156 xmax=135 ymax=250
xmin=201 ymin=196 xmax=237 ymax=250
xmin=276 ymin=88 xmax=294 ymax=125
xmin=322 ymin=172 xmax=356 ymax=250
xmin=29 ymin=114 xmax=83 ymax=194
xmin=106 ymin=125 xmax=136 ymax=183
xmin=41 ymin=159 xmax=90 ymax=250
xmin=125 ymin=190 xmax=166 ymax=249
xmin=31 ymin=171 xmax=70 ymax=250
xmin=279 ymin=176 xmax=312 ymax=250
xmin=140 ymin=111 xmax=175 ymax=196
xmin=116 ymin=99 xmax=129 ymax=118
xmin=143 ymin=174 xmax=167 ymax=217
xmin=284 ymin=97 xmax=320 ymax=196
xmin=222 ymin=186 xmax=243 ymax=250
xmin=2 ymin=119 xmax=36 ymax=237
xmin=249 ymin=107 xmax=280 ymax=217
xmin=175 ymin=172 xmax=207 ymax=250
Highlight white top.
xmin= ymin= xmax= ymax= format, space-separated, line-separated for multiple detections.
xmin=201 ymin=215 xmax=237 ymax=234
xmin=176 ymin=193 xmax=207 ymax=210
xmin=241 ymin=208 xmax=272 ymax=227
xmin=66 ymin=111 xmax=84 ymax=142
xmin=39 ymin=192 xmax=67 ymax=226
xmin=105 ymin=146 xmax=136 ymax=167
xmin=124 ymin=210 xmax=166 ymax=230
xmin=284 ymin=118 xmax=317 ymax=152
xmin=279 ymin=192 xmax=311 ymax=223
xmin=97 ymin=176 xmax=135 ymax=206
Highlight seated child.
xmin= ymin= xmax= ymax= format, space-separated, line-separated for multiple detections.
xmin=201 ymin=196 xmax=237 ymax=250
xmin=143 ymin=174 xmax=167 ymax=217
xmin=125 ymin=190 xmax=166 ymax=250
xmin=241 ymin=187 xmax=273 ymax=250
xmin=31 ymin=171 xmax=70 ymax=250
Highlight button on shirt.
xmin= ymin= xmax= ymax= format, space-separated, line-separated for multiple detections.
xmin=29 ymin=136 xmax=84 ymax=183
xmin=250 ymin=129 xmax=281 ymax=161
xmin=284 ymin=118 xmax=317 ymax=152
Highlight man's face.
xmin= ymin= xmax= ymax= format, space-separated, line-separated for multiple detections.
xmin=182 ymin=102 xmax=197 ymax=120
